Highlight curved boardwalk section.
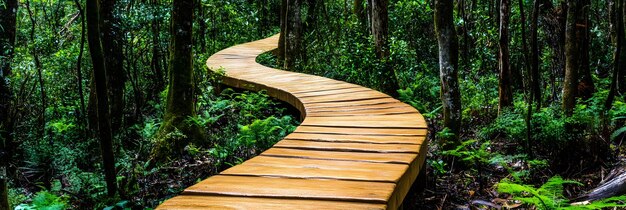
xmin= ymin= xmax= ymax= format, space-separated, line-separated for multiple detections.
xmin=157 ymin=35 xmax=428 ymax=210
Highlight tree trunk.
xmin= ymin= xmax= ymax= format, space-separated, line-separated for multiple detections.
xmin=573 ymin=167 xmax=626 ymax=204
xmin=196 ymin=0 xmax=206 ymax=53
xmin=498 ymin=0 xmax=512 ymax=114
xmin=518 ymin=0 xmax=529 ymax=87
xmin=607 ymin=0 xmax=625 ymax=111
xmin=86 ymin=0 xmax=117 ymax=197
xmin=278 ymin=0 xmax=287 ymax=62
xmin=87 ymin=76 xmax=98 ymax=133
xmin=284 ymin=0 xmax=302 ymax=70
xmin=434 ymin=0 xmax=462 ymax=146
xmin=577 ymin=0 xmax=594 ymax=100
xmin=531 ymin=0 xmax=541 ymax=110
xmin=354 ymin=0 xmax=367 ymax=32
xmin=100 ymin=0 xmax=125 ymax=133
xmin=563 ymin=0 xmax=579 ymax=116
xmin=154 ymin=0 xmax=202 ymax=160
xmin=370 ymin=0 xmax=399 ymax=97
xmin=0 ymin=0 xmax=18 ymax=208
xmin=150 ymin=0 xmax=165 ymax=101
xmin=370 ymin=0 xmax=388 ymax=59
xmin=610 ymin=0 xmax=618 ymax=45
xmin=305 ymin=0 xmax=317 ymax=31
xmin=74 ymin=0 xmax=87 ymax=134
xmin=619 ymin=1 xmax=626 ymax=94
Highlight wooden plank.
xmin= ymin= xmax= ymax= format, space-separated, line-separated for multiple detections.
xmin=274 ymin=139 xmax=424 ymax=153
xmin=301 ymin=93 xmax=390 ymax=104
xmin=183 ymin=175 xmax=396 ymax=204
xmin=306 ymin=110 xmax=418 ymax=117
xmin=221 ymin=156 xmax=408 ymax=182
xmin=307 ymin=106 xmax=417 ymax=114
xmin=242 ymin=156 xmax=407 ymax=171
xmin=157 ymin=195 xmax=387 ymax=210
xmin=304 ymin=98 xmax=400 ymax=108
xmin=296 ymin=87 xmax=371 ymax=98
xmin=302 ymin=114 xmax=427 ymax=128
xmin=261 ymin=148 xmax=418 ymax=164
xmin=291 ymin=85 xmax=363 ymax=94
xmin=294 ymin=125 xmax=428 ymax=136
xmin=307 ymin=102 xmax=408 ymax=112
xmin=285 ymin=133 xmax=423 ymax=144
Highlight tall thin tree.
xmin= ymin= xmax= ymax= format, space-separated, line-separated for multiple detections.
xmin=74 ymin=0 xmax=87 ymax=134
xmin=607 ymin=0 xmax=625 ymax=111
xmin=498 ymin=0 xmax=512 ymax=114
xmin=530 ymin=0 xmax=541 ymax=110
xmin=563 ymin=0 xmax=579 ymax=116
xmin=86 ymin=0 xmax=117 ymax=196
xmin=434 ymin=0 xmax=462 ymax=146
xmin=370 ymin=0 xmax=399 ymax=97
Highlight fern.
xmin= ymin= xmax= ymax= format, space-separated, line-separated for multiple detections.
xmin=15 ymin=191 xmax=68 ymax=210
xmin=611 ymin=116 xmax=626 ymax=140
xmin=497 ymin=176 xmax=626 ymax=209
xmin=611 ymin=126 xmax=626 ymax=140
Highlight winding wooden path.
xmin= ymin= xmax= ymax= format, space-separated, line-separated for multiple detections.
xmin=157 ymin=34 xmax=429 ymax=209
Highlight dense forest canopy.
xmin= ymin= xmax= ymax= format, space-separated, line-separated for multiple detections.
xmin=0 ymin=0 xmax=626 ymax=209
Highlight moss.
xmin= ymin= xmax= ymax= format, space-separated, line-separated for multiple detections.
xmin=150 ymin=116 xmax=205 ymax=162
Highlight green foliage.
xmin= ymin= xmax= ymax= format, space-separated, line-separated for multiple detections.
xmin=427 ymin=159 xmax=448 ymax=176
xmin=442 ymin=139 xmax=492 ymax=166
xmin=103 ymin=200 xmax=132 ymax=210
xmin=209 ymin=116 xmax=296 ymax=165
xmin=15 ymin=191 xmax=68 ymax=210
xmin=8 ymin=188 xmax=29 ymax=209
xmin=489 ymin=154 xmax=548 ymax=182
xmin=497 ymin=177 xmax=626 ymax=209
xmin=497 ymin=176 xmax=581 ymax=209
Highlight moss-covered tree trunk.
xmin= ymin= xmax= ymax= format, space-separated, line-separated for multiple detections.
xmin=100 ymin=0 xmax=126 ymax=133
xmin=498 ymin=0 xmax=512 ymax=114
xmin=0 ymin=0 xmax=18 ymax=207
xmin=86 ymin=0 xmax=117 ymax=197
xmin=154 ymin=0 xmax=201 ymax=159
xmin=434 ymin=0 xmax=461 ymax=146
xmin=563 ymin=0 xmax=579 ymax=116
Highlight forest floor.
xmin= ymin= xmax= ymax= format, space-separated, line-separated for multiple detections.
xmin=404 ymin=119 xmax=626 ymax=209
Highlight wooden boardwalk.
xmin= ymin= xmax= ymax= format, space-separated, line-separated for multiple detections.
xmin=157 ymin=35 xmax=429 ymax=210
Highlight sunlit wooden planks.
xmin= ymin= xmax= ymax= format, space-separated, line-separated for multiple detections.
xmin=157 ymin=34 xmax=429 ymax=210
xmin=157 ymin=195 xmax=387 ymax=210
